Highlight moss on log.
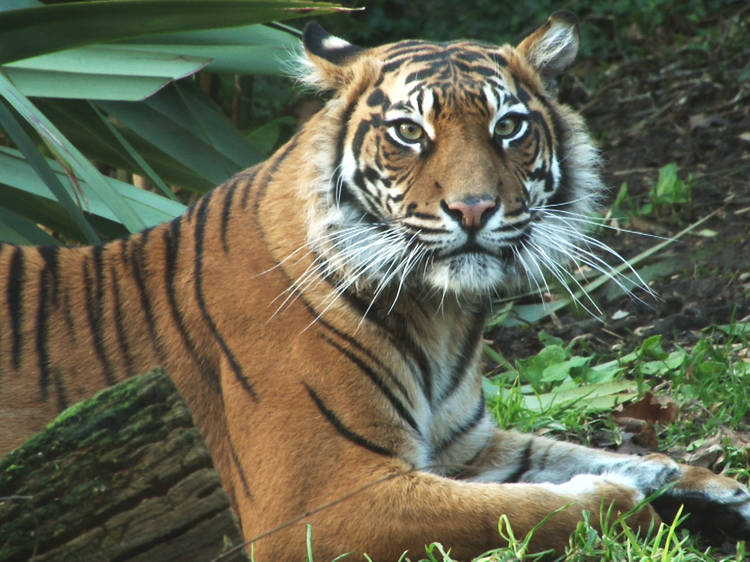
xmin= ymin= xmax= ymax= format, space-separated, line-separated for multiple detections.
xmin=0 ymin=369 xmax=248 ymax=561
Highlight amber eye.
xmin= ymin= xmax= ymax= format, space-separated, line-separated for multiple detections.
xmin=494 ymin=114 xmax=523 ymax=139
xmin=395 ymin=120 xmax=425 ymax=143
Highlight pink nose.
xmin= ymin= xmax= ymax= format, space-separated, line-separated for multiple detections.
xmin=445 ymin=197 xmax=497 ymax=230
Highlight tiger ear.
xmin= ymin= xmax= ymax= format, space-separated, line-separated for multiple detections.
xmin=516 ymin=11 xmax=579 ymax=84
xmin=301 ymin=22 xmax=364 ymax=91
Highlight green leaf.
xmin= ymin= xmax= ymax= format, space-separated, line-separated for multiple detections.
xmin=523 ymin=381 xmax=637 ymax=412
xmin=0 ymin=0 xmax=353 ymax=65
xmin=0 ymin=97 xmax=99 ymax=243
xmin=98 ymin=83 xmax=263 ymax=185
xmin=35 ymin=99 xmax=213 ymax=193
xmin=0 ymin=146 xmax=185 ymax=228
xmin=3 ymin=46 xmax=209 ymax=101
xmin=88 ymin=102 xmax=176 ymax=201
xmin=0 ymin=207 xmax=59 ymax=245
xmin=0 ymin=71 xmax=148 ymax=232
xmin=121 ymin=24 xmax=301 ymax=74
xmin=521 ymin=380 xmax=638 ymax=413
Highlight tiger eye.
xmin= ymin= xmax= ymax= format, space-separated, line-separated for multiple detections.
xmin=396 ymin=121 xmax=425 ymax=143
xmin=494 ymin=115 xmax=522 ymax=138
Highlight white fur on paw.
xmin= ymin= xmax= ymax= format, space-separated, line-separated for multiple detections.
xmin=540 ymin=473 xmax=644 ymax=503
xmin=606 ymin=456 xmax=681 ymax=494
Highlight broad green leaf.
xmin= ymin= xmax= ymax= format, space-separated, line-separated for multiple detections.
xmin=4 ymin=68 xmax=177 ymax=102
xmin=0 ymin=146 xmax=186 ymax=228
xmin=88 ymin=102 xmax=176 ymax=201
xmin=0 ymin=207 xmax=59 ymax=245
xmin=0 ymin=97 xmax=99 ymax=242
xmin=153 ymin=84 xmax=264 ymax=167
xmin=99 ymin=83 xmax=262 ymax=185
xmin=0 ymin=0 xmax=352 ymax=65
xmin=3 ymin=46 xmax=209 ymax=100
xmin=0 ymin=72 xmax=147 ymax=232
xmin=0 ymin=186 xmax=107 ymax=243
xmin=121 ymin=24 xmax=301 ymax=74
xmin=35 ymin=99 xmax=214 ymax=192
xmin=4 ymin=45 xmax=209 ymax=77
xmin=521 ymin=381 xmax=637 ymax=413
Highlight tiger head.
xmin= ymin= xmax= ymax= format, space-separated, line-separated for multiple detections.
xmin=298 ymin=12 xmax=603 ymax=300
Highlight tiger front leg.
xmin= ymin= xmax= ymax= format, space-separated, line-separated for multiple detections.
xmin=259 ymin=460 xmax=657 ymax=560
xmin=467 ymin=429 xmax=750 ymax=543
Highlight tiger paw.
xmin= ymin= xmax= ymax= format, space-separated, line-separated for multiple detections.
xmin=652 ymin=464 xmax=750 ymax=543
xmin=541 ymin=473 xmax=660 ymax=533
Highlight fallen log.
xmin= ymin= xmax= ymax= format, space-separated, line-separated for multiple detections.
xmin=0 ymin=368 xmax=248 ymax=561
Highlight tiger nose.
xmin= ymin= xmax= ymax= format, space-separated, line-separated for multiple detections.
xmin=442 ymin=196 xmax=498 ymax=230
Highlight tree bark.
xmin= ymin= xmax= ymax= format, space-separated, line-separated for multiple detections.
xmin=0 ymin=369 xmax=248 ymax=562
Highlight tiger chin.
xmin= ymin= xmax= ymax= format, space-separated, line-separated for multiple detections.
xmin=1 ymin=12 xmax=749 ymax=560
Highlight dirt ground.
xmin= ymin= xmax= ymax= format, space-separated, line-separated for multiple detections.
xmin=489 ymin=9 xmax=750 ymax=361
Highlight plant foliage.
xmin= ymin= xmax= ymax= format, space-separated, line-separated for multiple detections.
xmin=0 ymin=0 xmax=350 ymax=245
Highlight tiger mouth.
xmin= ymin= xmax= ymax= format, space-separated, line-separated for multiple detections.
xmin=440 ymin=230 xmax=530 ymax=262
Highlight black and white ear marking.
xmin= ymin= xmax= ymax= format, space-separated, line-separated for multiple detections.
xmin=303 ymin=21 xmax=363 ymax=65
xmin=517 ymin=10 xmax=580 ymax=83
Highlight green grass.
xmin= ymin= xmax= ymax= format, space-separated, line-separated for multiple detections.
xmin=485 ymin=321 xmax=750 ymax=472
xmin=475 ymin=320 xmax=750 ymax=561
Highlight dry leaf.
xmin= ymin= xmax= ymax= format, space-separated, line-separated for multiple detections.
xmin=613 ymin=392 xmax=678 ymax=425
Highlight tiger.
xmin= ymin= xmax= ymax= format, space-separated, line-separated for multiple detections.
xmin=2 ymin=11 xmax=749 ymax=560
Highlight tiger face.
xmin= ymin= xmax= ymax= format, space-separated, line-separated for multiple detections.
xmin=302 ymin=14 xmax=602 ymax=300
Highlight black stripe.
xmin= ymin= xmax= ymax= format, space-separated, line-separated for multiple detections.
xmin=228 ymin=435 xmax=253 ymax=503
xmin=163 ymin=219 xmax=219 ymax=391
xmin=380 ymin=50 xmax=450 ymax=74
xmin=323 ymin=336 xmax=419 ymax=434
xmin=254 ymin=136 xmax=299 ymax=218
xmin=382 ymin=41 xmax=433 ymax=59
xmin=304 ymin=382 xmax=393 ymax=457
xmin=512 ymin=74 xmax=532 ymax=104
xmin=35 ymin=258 xmax=51 ymax=398
xmin=351 ymin=118 xmax=378 ymax=163
xmin=193 ymin=192 xmax=258 ymax=401
xmin=340 ymin=289 xmax=434 ymax=405
xmin=37 ymin=245 xmax=60 ymax=306
xmin=329 ymin=98 xmax=358 ymax=199
xmin=110 ymin=262 xmax=136 ymax=376
xmin=52 ymin=368 xmax=69 ymax=413
xmin=437 ymin=316 xmax=485 ymax=403
xmin=504 ymin=438 xmax=534 ymax=483
xmin=7 ymin=246 xmax=24 ymax=370
xmin=220 ymin=181 xmax=238 ymax=254
xmin=273 ymin=263 xmax=413 ymax=409
xmin=433 ymin=399 xmax=485 ymax=457
xmin=239 ymin=167 xmax=260 ymax=209
xmin=62 ymin=287 xmax=77 ymax=343
xmin=536 ymin=99 xmax=571 ymax=208
xmin=129 ymin=230 xmax=167 ymax=362
xmin=82 ymin=246 xmax=116 ymax=386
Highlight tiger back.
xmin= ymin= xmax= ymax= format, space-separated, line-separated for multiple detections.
xmin=2 ymin=12 xmax=749 ymax=559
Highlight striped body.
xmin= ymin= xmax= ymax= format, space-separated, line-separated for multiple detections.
xmin=2 ymin=13 xmax=750 ymax=558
